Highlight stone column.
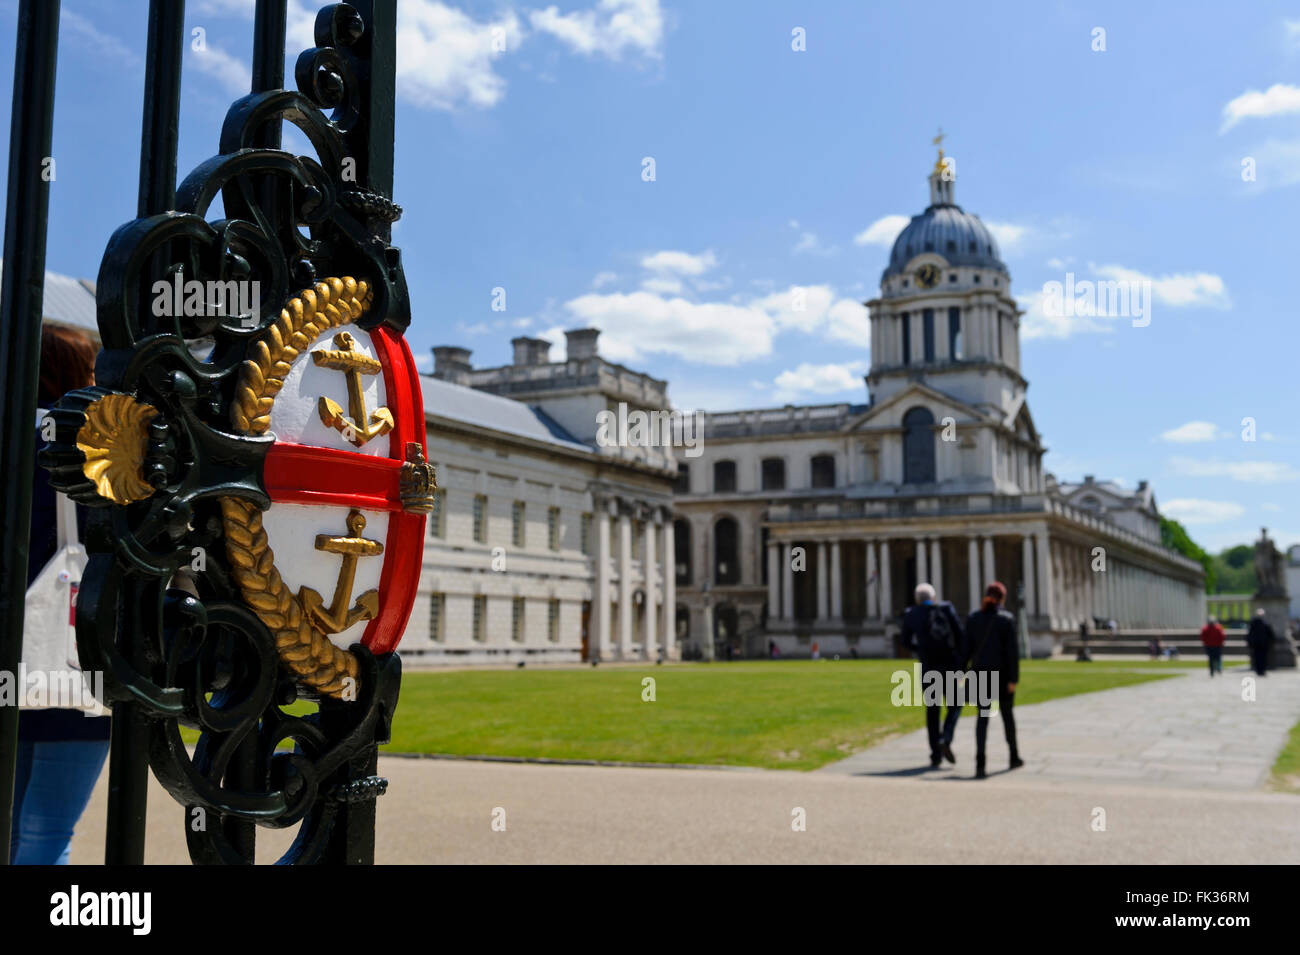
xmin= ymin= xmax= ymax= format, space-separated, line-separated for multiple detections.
xmin=662 ymin=518 xmax=675 ymax=657
xmin=816 ymin=541 xmax=829 ymax=620
xmin=880 ymin=540 xmax=893 ymax=618
xmin=866 ymin=540 xmax=878 ymax=618
xmin=929 ymin=537 xmax=943 ymax=597
xmin=618 ymin=506 xmax=633 ymax=658
xmin=968 ymin=537 xmax=980 ymax=610
xmin=1022 ymin=535 xmax=1035 ymax=618
xmin=915 ymin=537 xmax=928 ymax=585
xmin=782 ymin=543 xmax=794 ymax=623
xmin=830 ymin=540 xmax=843 ymax=620
xmin=594 ymin=499 xmax=612 ymax=660
xmin=643 ymin=509 xmax=658 ymax=660
xmin=982 ymin=536 xmax=995 ymax=585
xmin=1035 ymin=530 xmax=1053 ymax=624
xmin=767 ymin=540 xmax=780 ymax=619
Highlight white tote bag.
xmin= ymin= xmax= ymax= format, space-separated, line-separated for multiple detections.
xmin=20 ymin=460 xmax=107 ymax=715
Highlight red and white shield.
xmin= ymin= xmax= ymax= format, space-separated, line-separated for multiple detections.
xmin=257 ymin=320 xmax=426 ymax=656
xmin=221 ymin=278 xmax=430 ymax=697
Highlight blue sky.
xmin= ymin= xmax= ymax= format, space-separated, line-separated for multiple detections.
xmin=2 ymin=0 xmax=1298 ymax=554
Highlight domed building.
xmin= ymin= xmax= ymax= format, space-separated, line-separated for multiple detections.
xmin=670 ymin=151 xmax=1207 ymax=659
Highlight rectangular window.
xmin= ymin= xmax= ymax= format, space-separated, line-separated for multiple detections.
xmin=547 ymin=506 xmax=560 ymax=551
xmin=996 ymin=313 xmax=1004 ymax=359
xmin=512 ymin=500 xmax=525 ymax=547
xmin=472 ymin=494 xmax=487 ymax=543
xmin=900 ymin=312 xmax=911 ymax=365
xmin=428 ymin=593 xmax=444 ymax=642
xmin=429 ymin=488 xmax=446 ymax=538
xmin=548 ymin=599 xmax=560 ymax=642
xmin=512 ymin=597 xmax=525 ymax=643
xmin=472 ymin=595 xmax=486 ymax=642
xmin=673 ymin=463 xmax=690 ymax=494
xmin=922 ymin=308 xmax=935 ymax=362
xmin=580 ymin=513 xmax=592 ymax=555
xmin=948 ymin=306 xmax=961 ymax=360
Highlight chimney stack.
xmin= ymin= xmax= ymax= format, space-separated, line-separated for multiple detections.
xmin=432 ymin=345 xmax=473 ymax=385
xmin=565 ymin=327 xmax=600 ymax=361
xmin=511 ymin=336 xmax=552 ymax=367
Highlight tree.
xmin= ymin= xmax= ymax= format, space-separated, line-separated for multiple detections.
xmin=1160 ymin=517 xmax=1214 ymax=593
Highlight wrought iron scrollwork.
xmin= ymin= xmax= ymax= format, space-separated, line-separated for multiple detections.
xmin=40 ymin=2 xmax=406 ymax=865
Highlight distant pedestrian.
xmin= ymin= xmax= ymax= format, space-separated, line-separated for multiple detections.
xmin=1076 ymin=620 xmax=1092 ymax=662
xmin=902 ymin=582 xmax=965 ymax=769
xmin=1247 ymin=609 xmax=1275 ymax=676
xmin=964 ymin=582 xmax=1022 ymax=779
xmin=1199 ymin=616 xmax=1225 ymax=676
xmin=810 ymin=642 xmax=820 ymax=661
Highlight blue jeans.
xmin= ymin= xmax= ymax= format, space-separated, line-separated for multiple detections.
xmin=1205 ymin=646 xmax=1223 ymax=675
xmin=9 ymin=738 xmax=110 ymax=865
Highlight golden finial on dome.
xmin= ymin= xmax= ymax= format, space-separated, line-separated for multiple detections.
xmin=932 ymin=128 xmax=945 ymax=175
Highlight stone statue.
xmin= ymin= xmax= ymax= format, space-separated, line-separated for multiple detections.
xmin=1254 ymin=527 xmax=1287 ymax=598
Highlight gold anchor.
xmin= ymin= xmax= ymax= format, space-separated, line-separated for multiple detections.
xmin=299 ymin=508 xmax=383 ymax=634
xmin=312 ymin=331 xmax=395 ymax=447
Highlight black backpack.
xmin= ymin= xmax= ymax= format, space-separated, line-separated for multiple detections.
xmin=928 ymin=604 xmax=958 ymax=655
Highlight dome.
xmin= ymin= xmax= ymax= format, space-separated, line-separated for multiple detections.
xmin=883 ymin=204 xmax=1006 ymax=280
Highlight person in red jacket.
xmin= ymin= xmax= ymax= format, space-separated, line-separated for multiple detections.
xmin=1199 ymin=615 xmax=1226 ymax=677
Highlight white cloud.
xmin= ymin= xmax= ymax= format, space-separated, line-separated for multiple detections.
xmin=853 ymin=214 xmax=910 ymax=247
xmin=62 ymin=10 xmax=140 ymax=68
xmin=640 ymin=249 xmax=717 ymax=275
xmin=1161 ymin=499 xmax=1246 ymax=524
xmin=394 ymin=2 xmax=524 ymax=110
xmin=1169 ymin=456 xmax=1300 ymax=483
xmin=1017 ymin=288 xmax=1108 ymax=340
xmin=529 ymin=0 xmax=664 ymax=60
xmin=189 ymin=44 xmax=250 ymax=94
xmin=560 ymin=283 xmax=866 ymax=366
xmin=640 ymin=276 xmax=683 ymax=295
xmin=592 ymin=270 xmax=618 ymax=289
xmin=986 ymin=221 xmax=1028 ymax=252
xmin=1221 ymin=83 xmax=1300 ymax=132
xmin=561 ymin=291 xmax=774 ymax=365
xmin=536 ymin=324 xmax=568 ymax=360
xmin=773 ymin=361 xmax=868 ymax=402
xmin=1160 ymin=421 xmax=1223 ymax=443
xmin=1094 ymin=264 xmax=1231 ymax=309
xmin=1287 ymin=20 xmax=1300 ymax=50
xmin=1238 ymin=139 xmax=1300 ymax=190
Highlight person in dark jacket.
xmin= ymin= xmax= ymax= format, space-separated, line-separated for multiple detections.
xmin=1246 ymin=609 xmax=1275 ymax=676
xmin=964 ymin=581 xmax=1022 ymax=779
xmin=901 ymin=582 xmax=965 ymax=768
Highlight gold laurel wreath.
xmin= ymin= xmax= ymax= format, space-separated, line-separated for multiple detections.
xmin=222 ymin=277 xmax=374 ymax=699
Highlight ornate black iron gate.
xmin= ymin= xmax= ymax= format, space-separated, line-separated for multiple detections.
xmin=0 ymin=0 xmax=418 ymax=865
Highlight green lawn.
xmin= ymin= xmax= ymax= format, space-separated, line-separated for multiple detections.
xmin=1271 ymin=718 xmax=1300 ymax=794
xmin=371 ymin=660 xmax=1178 ymax=771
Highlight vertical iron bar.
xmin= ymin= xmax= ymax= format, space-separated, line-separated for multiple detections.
xmin=0 ymin=0 xmax=61 ymax=868
xmin=217 ymin=0 xmax=287 ymax=865
xmin=321 ymin=0 xmax=397 ymax=865
xmin=104 ymin=0 xmax=186 ymax=866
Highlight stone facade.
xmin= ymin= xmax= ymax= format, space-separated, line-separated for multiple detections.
xmin=672 ymin=158 xmax=1205 ymax=659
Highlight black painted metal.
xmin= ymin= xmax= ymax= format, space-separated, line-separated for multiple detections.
xmin=34 ymin=0 xmax=405 ymax=865
xmin=0 ymin=0 xmax=61 ymax=868
xmin=102 ymin=0 xmax=188 ymax=869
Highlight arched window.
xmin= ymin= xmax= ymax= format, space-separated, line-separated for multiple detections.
xmin=714 ymin=517 xmax=739 ymax=585
xmin=1078 ymin=495 xmax=1102 ymax=511
xmin=811 ymin=454 xmax=836 ymax=488
xmin=902 ymin=407 xmax=936 ymax=484
xmin=713 ymin=460 xmax=736 ymax=493
xmin=761 ymin=457 xmax=785 ymax=490
xmin=674 ymin=518 xmax=692 ymax=585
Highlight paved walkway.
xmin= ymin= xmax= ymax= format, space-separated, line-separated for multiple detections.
xmin=823 ymin=665 xmax=1300 ymax=789
xmin=65 ymin=664 xmax=1300 ymax=864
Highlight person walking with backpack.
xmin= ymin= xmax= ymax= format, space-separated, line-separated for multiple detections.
xmin=902 ymin=582 xmax=965 ymax=768
xmin=964 ymin=581 xmax=1022 ymax=779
